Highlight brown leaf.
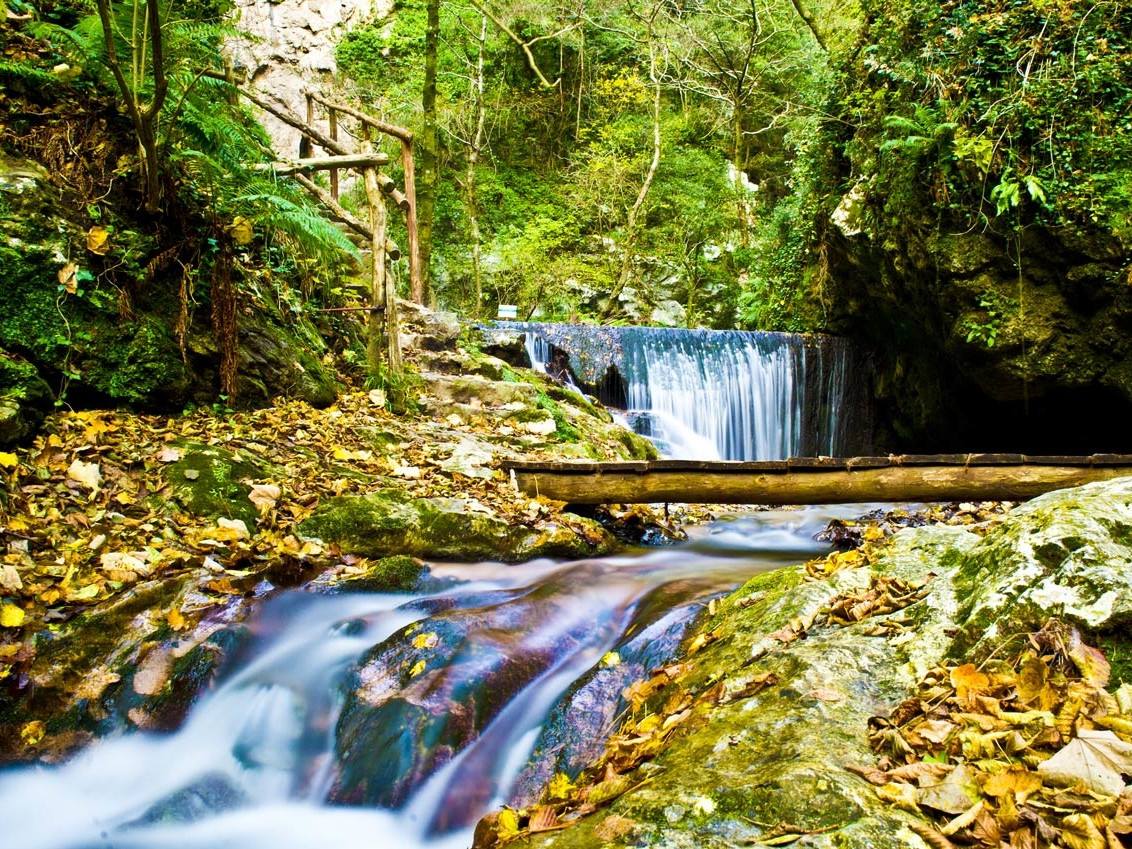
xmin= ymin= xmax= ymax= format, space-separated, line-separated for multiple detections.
xmin=1016 ymin=656 xmax=1049 ymax=705
xmin=58 ymin=262 xmax=79 ymax=293
xmin=593 ymin=815 xmax=635 ymax=842
xmin=133 ymin=648 xmax=173 ymax=696
xmin=526 ymin=805 xmax=558 ymax=833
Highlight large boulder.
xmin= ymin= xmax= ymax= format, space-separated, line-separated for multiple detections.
xmin=513 ymin=477 xmax=1132 ymax=849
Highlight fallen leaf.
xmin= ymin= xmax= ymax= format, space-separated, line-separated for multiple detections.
xmin=0 ymin=564 xmax=22 ymax=591
xmin=1070 ymin=641 xmax=1111 ymax=689
xmin=154 ymin=447 xmax=182 ymax=463
xmin=248 ymin=483 xmax=281 ymax=514
xmin=950 ymin=663 xmax=989 ymax=697
xmin=67 ymin=459 xmax=102 ymax=492
xmin=1060 ymin=812 xmax=1106 ymax=849
xmin=86 ymin=225 xmax=111 ymax=255
xmin=983 ymin=767 xmax=1043 ymax=802
xmin=918 ymin=763 xmax=980 ymax=815
xmin=58 ymin=262 xmax=79 ymax=293
xmin=0 ymin=451 xmax=18 ymax=469
xmin=0 ymin=603 xmax=25 ymax=627
xmin=133 ymin=649 xmax=173 ymax=696
xmin=1037 ymin=729 xmax=1132 ymax=796
xmin=593 ymin=815 xmax=635 ymax=842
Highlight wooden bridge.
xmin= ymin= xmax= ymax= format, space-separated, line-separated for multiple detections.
xmin=503 ymin=454 xmax=1132 ymax=504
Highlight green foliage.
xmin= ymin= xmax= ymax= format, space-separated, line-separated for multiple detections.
xmin=848 ymin=0 xmax=1132 ymax=239
xmin=962 ymin=294 xmax=1003 ymax=348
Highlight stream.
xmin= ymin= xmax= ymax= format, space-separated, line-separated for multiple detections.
xmin=0 ymin=505 xmax=874 ymax=849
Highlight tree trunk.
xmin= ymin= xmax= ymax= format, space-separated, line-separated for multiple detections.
xmin=416 ymin=0 xmax=439 ymax=306
xmin=95 ymin=0 xmax=167 ymax=214
xmin=466 ymin=13 xmax=488 ymax=318
xmin=601 ymin=35 xmax=663 ymax=321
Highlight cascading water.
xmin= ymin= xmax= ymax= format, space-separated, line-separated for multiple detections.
xmin=0 ymin=507 xmax=867 ymax=849
xmin=498 ymin=323 xmax=869 ymax=461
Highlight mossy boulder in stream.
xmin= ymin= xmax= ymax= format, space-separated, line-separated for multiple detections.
xmin=513 ymin=479 xmax=1132 ymax=849
xmin=298 ymin=490 xmax=617 ymax=562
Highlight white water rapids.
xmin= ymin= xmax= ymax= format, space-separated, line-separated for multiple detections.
xmin=0 ymin=506 xmax=875 ymax=849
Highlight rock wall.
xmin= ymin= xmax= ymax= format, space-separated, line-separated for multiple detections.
xmin=228 ymin=0 xmax=392 ymax=155
xmin=828 ymin=214 xmax=1132 ymax=453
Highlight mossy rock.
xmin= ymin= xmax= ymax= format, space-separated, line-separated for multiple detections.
xmin=0 ymin=349 xmax=52 ymax=443
xmin=329 ymin=555 xmax=430 ymax=593
xmin=298 ymin=491 xmax=617 ymax=562
xmin=948 ymin=477 xmax=1132 ymax=660
xmin=161 ymin=440 xmax=279 ymax=525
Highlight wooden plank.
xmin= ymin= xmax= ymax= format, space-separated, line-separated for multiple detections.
xmin=508 ymin=464 xmax=1132 ymax=505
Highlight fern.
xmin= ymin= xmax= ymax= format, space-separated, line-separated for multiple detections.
xmin=0 ymin=60 xmax=61 ymax=87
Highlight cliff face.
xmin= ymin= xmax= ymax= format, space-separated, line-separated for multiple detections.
xmin=827 ymin=211 xmax=1132 ymax=453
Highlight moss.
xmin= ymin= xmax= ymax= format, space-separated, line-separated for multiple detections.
xmin=163 ymin=440 xmax=278 ymax=525
xmin=0 ymin=243 xmax=70 ymax=363
xmin=334 ymin=555 xmax=429 ymax=592
xmin=80 ymin=316 xmax=188 ymax=405
xmin=535 ymin=392 xmax=581 ymax=442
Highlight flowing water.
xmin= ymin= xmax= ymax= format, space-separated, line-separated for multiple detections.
xmin=508 ymin=323 xmax=868 ymax=460
xmin=0 ymin=506 xmax=871 ymax=849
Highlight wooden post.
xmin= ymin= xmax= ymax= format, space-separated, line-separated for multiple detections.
xmin=329 ymin=107 xmax=339 ymax=200
xmin=401 ymin=138 xmax=424 ymax=305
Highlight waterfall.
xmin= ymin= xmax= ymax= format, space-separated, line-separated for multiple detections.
xmin=498 ymin=323 xmax=869 ymax=461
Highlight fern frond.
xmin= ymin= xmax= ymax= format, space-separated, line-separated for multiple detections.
xmin=0 ymin=60 xmax=61 ymax=87
xmin=239 ymin=192 xmax=361 ymax=261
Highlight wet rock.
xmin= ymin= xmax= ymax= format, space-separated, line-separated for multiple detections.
xmin=0 ymin=572 xmax=252 ymax=762
xmin=331 ymin=579 xmax=601 ymax=809
xmin=324 ymin=555 xmax=430 ymax=593
xmin=518 ymin=480 xmax=1132 ymax=847
xmin=511 ymin=525 xmax=972 ymax=848
xmin=297 ymin=489 xmax=618 ymax=562
xmin=508 ymin=582 xmax=713 ymax=807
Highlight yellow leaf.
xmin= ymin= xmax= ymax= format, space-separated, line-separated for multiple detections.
xmin=497 ymin=809 xmax=521 ymax=839
xmin=547 ymin=772 xmax=574 ymax=800
xmin=20 ymin=720 xmax=45 ymax=745
xmin=0 ymin=603 xmax=25 ymax=627
xmin=86 ymin=225 xmax=111 ymax=255
xmin=863 ymin=526 xmax=885 ymax=541
xmin=1061 ymin=812 xmax=1106 ymax=849
xmin=0 ymin=451 xmax=17 ymax=469
xmin=950 ymin=663 xmax=989 ymax=696
xmin=412 ymin=632 xmax=439 ymax=650
xmin=409 ymin=659 xmax=427 ymax=677
xmin=167 ymin=609 xmax=186 ymax=631
xmin=228 ymin=216 xmax=254 ymax=245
